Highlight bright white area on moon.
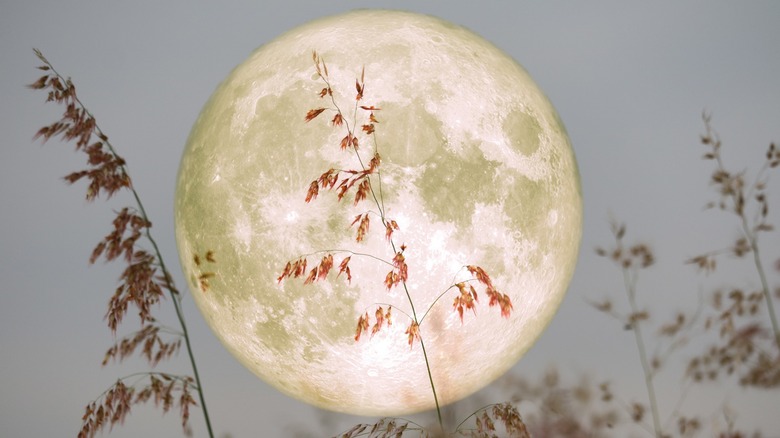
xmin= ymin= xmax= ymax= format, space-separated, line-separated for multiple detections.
xmin=175 ymin=9 xmax=582 ymax=415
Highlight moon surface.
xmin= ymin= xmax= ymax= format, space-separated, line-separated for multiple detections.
xmin=175 ymin=9 xmax=582 ymax=415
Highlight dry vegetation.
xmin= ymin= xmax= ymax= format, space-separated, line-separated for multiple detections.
xmin=29 ymin=49 xmax=213 ymax=438
xmin=280 ymin=52 xmax=523 ymax=436
xmin=29 ymin=49 xmax=778 ymax=437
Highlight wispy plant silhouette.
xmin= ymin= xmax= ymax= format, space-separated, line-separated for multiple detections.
xmin=686 ymin=114 xmax=780 ymax=389
xmin=278 ymin=51 xmax=524 ymax=437
xmin=586 ymin=115 xmax=779 ymax=437
xmin=29 ymin=49 xmax=214 ymax=438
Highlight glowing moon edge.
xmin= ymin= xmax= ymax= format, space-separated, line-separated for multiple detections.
xmin=174 ymin=9 xmax=582 ymax=416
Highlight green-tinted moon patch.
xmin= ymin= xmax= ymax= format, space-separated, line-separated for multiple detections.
xmin=503 ymin=109 xmax=541 ymax=157
xmin=380 ymin=97 xmax=446 ymax=167
xmin=417 ymin=141 xmax=500 ymax=226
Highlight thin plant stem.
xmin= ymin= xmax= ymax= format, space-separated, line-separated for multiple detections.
xmin=322 ymin=69 xmax=444 ymax=430
xmin=742 ymin=224 xmax=780 ymax=354
xmin=732 ymin=176 xmax=778 ymax=348
xmin=102 ymin=123 xmax=215 ymax=438
xmin=110 ymin=139 xmax=213 ymax=437
xmin=309 ymin=58 xmax=510 ymax=435
xmin=366 ymin=131 xmax=444 ymax=433
xmin=453 ymin=403 xmax=495 ymax=431
xmin=622 ymin=268 xmax=662 ymax=438
xmin=300 ymin=248 xmax=393 ymax=268
xmin=363 ymin=122 xmax=444 ymax=432
xmin=35 ymin=52 xmax=214 ymax=438
xmin=403 ymin=282 xmax=444 ymax=431
xmin=706 ymin=116 xmax=780 ymax=351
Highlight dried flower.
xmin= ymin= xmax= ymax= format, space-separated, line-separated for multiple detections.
xmin=305 ymin=107 xmax=326 ymax=122
xmin=78 ymin=374 xmax=196 ymax=438
xmin=102 ymin=325 xmax=181 ymax=367
xmin=405 ymin=321 xmax=420 ymax=348
xmin=31 ymin=49 xmax=208 ymax=437
xmin=355 ymin=312 xmax=370 ymax=342
xmin=337 ymin=256 xmax=352 ymax=283
xmin=384 ymin=219 xmax=399 ymax=241
xmin=453 ymin=282 xmax=479 ymax=323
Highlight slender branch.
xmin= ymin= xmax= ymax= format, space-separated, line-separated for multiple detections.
xmin=360 ymin=107 xmax=445 ymax=431
xmin=453 ymin=403 xmax=496 ymax=432
xmin=312 ymin=59 xmax=445 ymax=429
xmin=747 ymin=227 xmax=780 ymax=350
xmin=309 ymin=55 xmax=510 ymax=433
xmin=419 ymin=283 xmax=459 ymax=325
xmin=704 ymin=115 xmax=780 ymax=351
xmin=117 ymin=152 xmax=213 ymax=436
xmin=622 ymin=267 xmax=662 ymax=438
xmin=85 ymin=88 xmax=215 ymax=438
xmin=32 ymin=50 xmax=214 ymax=438
xmin=402 ymin=281 xmax=443 ymax=431
xmin=299 ymin=248 xmax=393 ymax=268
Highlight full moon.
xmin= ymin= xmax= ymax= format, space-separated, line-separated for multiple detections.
xmin=175 ymin=9 xmax=581 ymax=415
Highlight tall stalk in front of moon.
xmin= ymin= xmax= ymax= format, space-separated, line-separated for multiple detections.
xmin=277 ymin=52 xmax=514 ymax=431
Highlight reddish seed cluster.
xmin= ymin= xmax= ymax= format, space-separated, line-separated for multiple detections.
xmin=29 ymin=52 xmax=131 ymax=201
xmin=355 ymin=306 xmax=393 ymax=342
xmin=338 ymin=418 xmax=410 ymax=438
xmin=279 ymin=51 xmax=513 ymax=351
xmin=276 ymin=253 xmax=353 ymax=285
xmin=384 ymin=219 xmax=399 ymax=241
xmin=102 ymin=325 xmax=181 ymax=367
xmin=338 ymin=404 xmax=526 ymax=438
xmin=78 ymin=374 xmax=197 ymax=438
xmin=405 ymin=321 xmax=421 ymax=348
xmin=351 ymin=213 xmax=371 ymax=242
xmin=453 ymin=283 xmax=479 ymax=323
xmin=85 ymin=206 xmax=172 ymax=334
xmin=384 ymin=246 xmax=409 ymax=290
xmin=467 ymin=265 xmax=513 ymax=319
xmin=91 ymin=208 xmax=150 ymax=264
xmin=305 ymin=153 xmax=381 ymax=209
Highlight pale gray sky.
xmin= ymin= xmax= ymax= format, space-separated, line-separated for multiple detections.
xmin=1 ymin=1 xmax=779 ymax=437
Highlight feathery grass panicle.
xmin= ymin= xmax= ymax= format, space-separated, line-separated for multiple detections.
xmin=686 ymin=114 xmax=780 ymax=389
xmin=30 ymin=49 xmax=213 ymax=438
xmin=276 ymin=50 xmax=517 ymax=434
xmin=588 ymin=115 xmax=779 ymax=438
xmin=278 ymin=51 xmax=514 ymax=341
xmin=595 ymin=222 xmax=663 ymax=437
